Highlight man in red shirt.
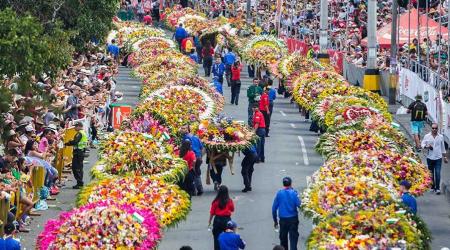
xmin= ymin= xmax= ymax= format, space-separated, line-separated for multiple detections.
xmin=252 ymin=103 xmax=266 ymax=163
xmin=259 ymin=88 xmax=270 ymax=137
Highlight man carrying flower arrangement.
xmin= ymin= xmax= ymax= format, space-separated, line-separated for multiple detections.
xmin=181 ymin=125 xmax=205 ymax=196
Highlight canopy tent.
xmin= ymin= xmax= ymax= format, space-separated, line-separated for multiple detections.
xmin=362 ymin=8 xmax=449 ymax=48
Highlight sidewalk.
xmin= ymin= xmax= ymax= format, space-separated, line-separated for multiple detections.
xmin=389 ymin=102 xmax=450 ymax=248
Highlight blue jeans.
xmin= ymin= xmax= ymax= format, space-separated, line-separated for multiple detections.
xmin=248 ymin=102 xmax=255 ymax=126
xmin=256 ymin=128 xmax=266 ymax=161
xmin=427 ymin=158 xmax=442 ymax=190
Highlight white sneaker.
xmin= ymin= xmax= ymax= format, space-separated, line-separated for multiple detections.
xmin=436 ymin=190 xmax=441 ymax=195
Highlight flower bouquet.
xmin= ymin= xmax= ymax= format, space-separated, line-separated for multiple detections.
xmin=270 ymin=53 xmax=332 ymax=79
xmin=178 ymin=14 xmax=208 ymax=34
xmin=132 ymin=55 xmax=197 ymax=79
xmin=302 ymin=175 xmax=398 ymax=221
xmin=164 ymin=6 xmax=198 ymax=29
xmin=132 ymin=37 xmax=176 ymax=52
xmin=117 ymin=27 xmax=165 ymax=47
xmin=92 ymin=132 xmax=187 ymax=182
xmin=77 ymin=176 xmax=191 ymax=227
xmin=134 ymin=85 xmax=219 ymax=131
xmin=316 ymin=129 xmax=401 ymax=159
xmin=128 ymin=48 xmax=178 ymax=68
xmin=307 ymin=208 xmax=424 ymax=249
xmin=36 ymin=201 xmax=161 ymax=250
xmin=292 ymin=71 xmax=348 ymax=110
xmin=318 ymin=85 xmax=388 ymax=111
xmin=121 ymin=112 xmax=174 ymax=144
xmin=241 ymin=35 xmax=287 ymax=67
xmin=139 ymin=68 xmax=196 ymax=98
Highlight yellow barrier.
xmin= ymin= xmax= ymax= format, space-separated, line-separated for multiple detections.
xmin=0 ymin=198 xmax=10 ymax=237
xmin=63 ymin=128 xmax=77 ymax=167
xmin=13 ymin=189 xmax=21 ymax=221
xmin=31 ymin=166 xmax=46 ymax=203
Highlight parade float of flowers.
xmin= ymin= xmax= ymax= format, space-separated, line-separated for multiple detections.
xmin=194 ymin=115 xmax=258 ymax=152
xmin=128 ymin=47 xmax=177 ymax=67
xmin=92 ymin=132 xmax=187 ymax=182
xmin=36 ymin=201 xmax=161 ymax=250
xmin=117 ymin=27 xmax=166 ymax=47
xmin=178 ymin=14 xmax=208 ymax=34
xmin=292 ymin=71 xmax=348 ymax=110
xmin=241 ymin=35 xmax=287 ymax=67
xmin=302 ymin=175 xmax=398 ymax=221
xmin=318 ymin=85 xmax=388 ymax=111
xmin=270 ymin=53 xmax=331 ymax=79
xmin=77 ymin=176 xmax=191 ymax=227
xmin=132 ymin=54 xmax=197 ymax=79
xmin=163 ymin=6 xmax=198 ymax=29
xmin=132 ymin=36 xmax=176 ymax=51
xmin=134 ymin=85 xmax=219 ymax=131
xmin=306 ymin=208 xmax=424 ymax=249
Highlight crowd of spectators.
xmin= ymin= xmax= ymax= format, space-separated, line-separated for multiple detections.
xmin=0 ymin=47 xmax=120 ymax=235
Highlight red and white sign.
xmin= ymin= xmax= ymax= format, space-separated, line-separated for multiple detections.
xmin=112 ymin=106 xmax=132 ymax=129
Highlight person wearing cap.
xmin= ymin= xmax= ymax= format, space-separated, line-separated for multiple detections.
xmin=218 ymin=220 xmax=246 ymax=250
xmin=400 ymin=180 xmax=417 ymax=214
xmin=407 ymin=94 xmax=428 ymax=151
xmin=64 ymin=121 xmax=88 ymax=189
xmin=0 ymin=223 xmax=21 ymax=249
xmin=272 ymin=177 xmax=301 ymax=250
xmin=252 ymin=103 xmax=266 ymax=163
xmin=107 ymin=39 xmax=120 ymax=61
xmin=247 ymin=78 xmax=263 ymax=126
xmin=212 ymin=57 xmax=225 ymax=85
xmin=421 ymin=123 xmax=448 ymax=194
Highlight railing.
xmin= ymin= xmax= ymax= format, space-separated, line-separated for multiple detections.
xmin=406 ymin=59 xmax=450 ymax=95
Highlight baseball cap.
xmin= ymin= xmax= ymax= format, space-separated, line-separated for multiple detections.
xmin=400 ymin=180 xmax=411 ymax=190
xmin=282 ymin=177 xmax=292 ymax=187
xmin=25 ymin=125 xmax=35 ymax=132
xmin=226 ymin=220 xmax=238 ymax=229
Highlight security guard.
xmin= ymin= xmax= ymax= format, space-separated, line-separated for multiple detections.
xmin=65 ymin=121 xmax=88 ymax=189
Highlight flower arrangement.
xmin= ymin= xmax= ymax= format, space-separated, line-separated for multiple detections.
xmin=193 ymin=115 xmax=258 ymax=152
xmin=241 ymin=35 xmax=287 ymax=67
xmin=178 ymin=14 xmax=208 ymax=34
xmin=121 ymin=112 xmax=173 ymax=144
xmin=307 ymin=208 xmax=424 ymax=249
xmin=318 ymin=85 xmax=388 ymax=111
xmin=92 ymin=132 xmax=187 ymax=182
xmin=302 ymin=175 xmax=398 ymax=220
xmin=128 ymin=48 xmax=178 ymax=68
xmin=134 ymin=85 xmax=219 ymax=131
xmin=292 ymin=71 xmax=348 ymax=110
xmin=77 ymin=176 xmax=191 ymax=227
xmin=36 ymin=201 xmax=161 ymax=250
xmin=316 ymin=129 xmax=401 ymax=159
xmin=163 ymin=6 xmax=198 ymax=29
xmin=117 ymin=27 xmax=166 ymax=48
xmin=271 ymin=53 xmax=332 ymax=79
xmin=132 ymin=55 xmax=197 ymax=79
xmin=132 ymin=37 xmax=176 ymax=51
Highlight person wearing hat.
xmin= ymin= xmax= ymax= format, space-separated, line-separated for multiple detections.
xmin=400 ymin=180 xmax=417 ymax=214
xmin=218 ymin=220 xmax=246 ymax=250
xmin=64 ymin=121 xmax=88 ymax=189
xmin=0 ymin=223 xmax=21 ymax=249
xmin=252 ymin=103 xmax=266 ymax=163
xmin=272 ymin=177 xmax=301 ymax=250
xmin=407 ymin=94 xmax=428 ymax=151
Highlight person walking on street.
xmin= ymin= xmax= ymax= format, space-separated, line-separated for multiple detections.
xmin=268 ymin=82 xmax=277 ymax=119
xmin=209 ymin=185 xmax=235 ymax=250
xmin=181 ymin=125 xmax=204 ymax=196
xmin=213 ymin=76 xmax=224 ymax=95
xmin=241 ymin=145 xmax=257 ymax=192
xmin=218 ymin=221 xmax=246 ymax=250
xmin=230 ymin=60 xmax=242 ymax=105
xmin=260 ymin=88 xmax=271 ymax=137
xmin=272 ymin=177 xmax=301 ymax=250
xmin=194 ymin=32 xmax=203 ymax=64
xmin=421 ymin=123 xmax=448 ymax=194
xmin=202 ymin=42 xmax=214 ymax=77
xmin=208 ymin=149 xmax=228 ymax=191
xmin=252 ymin=104 xmax=266 ymax=163
xmin=179 ymin=140 xmax=196 ymax=197
xmin=174 ymin=23 xmax=188 ymax=50
xmin=400 ymin=180 xmax=417 ymax=214
xmin=247 ymin=78 xmax=263 ymax=126
xmin=407 ymin=95 xmax=428 ymax=151
xmin=65 ymin=121 xmax=88 ymax=189
xmin=223 ymin=48 xmax=236 ymax=86
xmin=212 ymin=57 xmax=226 ymax=85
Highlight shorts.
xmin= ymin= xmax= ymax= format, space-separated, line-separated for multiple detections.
xmin=411 ymin=121 xmax=424 ymax=135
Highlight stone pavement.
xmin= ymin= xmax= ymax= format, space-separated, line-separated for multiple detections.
xmin=389 ymin=102 xmax=450 ymax=249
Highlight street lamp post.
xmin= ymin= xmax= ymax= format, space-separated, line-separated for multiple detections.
xmin=318 ymin=0 xmax=330 ymax=64
xmin=389 ymin=0 xmax=399 ymax=104
xmin=246 ymin=0 xmax=251 ymax=23
xmin=363 ymin=0 xmax=380 ymax=92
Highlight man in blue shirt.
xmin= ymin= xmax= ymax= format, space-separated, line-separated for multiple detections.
xmin=180 ymin=125 xmax=204 ymax=195
xmin=400 ymin=180 xmax=417 ymax=214
xmin=174 ymin=23 xmax=188 ymax=50
xmin=212 ymin=76 xmax=223 ymax=95
xmin=107 ymin=39 xmax=120 ymax=61
xmin=218 ymin=221 xmax=246 ymax=250
xmin=223 ymin=48 xmax=236 ymax=86
xmin=188 ymin=49 xmax=198 ymax=63
xmin=272 ymin=177 xmax=301 ymax=250
xmin=0 ymin=223 xmax=21 ymax=250
xmin=212 ymin=57 xmax=226 ymax=85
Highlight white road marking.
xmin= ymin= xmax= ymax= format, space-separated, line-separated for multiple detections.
xmin=290 ymin=123 xmax=296 ymax=128
xmin=297 ymin=136 xmax=309 ymax=166
xmin=279 ymin=110 xmax=286 ymax=116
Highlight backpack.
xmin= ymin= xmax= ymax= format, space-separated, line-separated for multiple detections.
xmin=411 ymin=101 xmax=427 ymax=121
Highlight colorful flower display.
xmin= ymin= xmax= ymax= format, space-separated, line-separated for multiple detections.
xmin=270 ymin=53 xmax=333 ymax=79
xmin=241 ymin=35 xmax=287 ymax=67
xmin=132 ymin=54 xmax=197 ymax=79
xmin=178 ymin=14 xmax=208 ymax=33
xmin=307 ymin=208 xmax=424 ymax=249
xmin=92 ymin=132 xmax=187 ymax=182
xmin=37 ymin=201 xmax=161 ymax=250
xmin=292 ymin=71 xmax=348 ymax=110
xmin=194 ymin=115 xmax=258 ymax=152
xmin=77 ymin=177 xmax=191 ymax=227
